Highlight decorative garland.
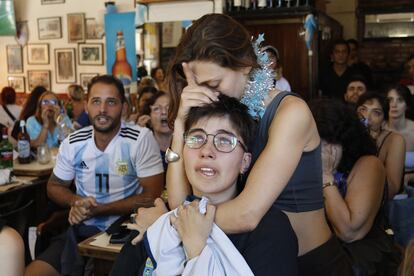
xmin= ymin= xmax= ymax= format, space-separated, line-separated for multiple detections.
xmin=240 ymin=33 xmax=274 ymax=119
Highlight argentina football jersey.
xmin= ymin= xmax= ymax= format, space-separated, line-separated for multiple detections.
xmin=53 ymin=123 xmax=164 ymax=231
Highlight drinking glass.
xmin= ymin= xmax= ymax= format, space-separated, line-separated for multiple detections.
xmin=37 ymin=144 xmax=51 ymax=164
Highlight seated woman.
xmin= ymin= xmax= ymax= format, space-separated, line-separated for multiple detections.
xmin=67 ymin=84 xmax=89 ymax=129
xmin=310 ymin=99 xmax=400 ymax=275
xmin=384 ymin=84 xmax=414 ymax=186
xmin=26 ymin=91 xmax=72 ymax=148
xmin=140 ymin=91 xmax=172 ymax=171
xmin=110 ymin=95 xmax=298 ymax=275
xmin=356 ymin=92 xmax=406 ymax=199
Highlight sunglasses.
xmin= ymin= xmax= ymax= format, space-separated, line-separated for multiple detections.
xmin=41 ymin=99 xmax=58 ymax=106
xmin=184 ymin=128 xmax=247 ymax=153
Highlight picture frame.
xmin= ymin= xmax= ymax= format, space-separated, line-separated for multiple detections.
xmin=8 ymin=76 xmax=25 ymax=92
xmin=6 ymin=45 xmax=23 ymax=73
xmin=85 ymin=18 xmax=104 ymax=40
xmin=41 ymin=0 xmax=65 ymax=4
xmin=27 ymin=43 xmax=49 ymax=65
xmin=27 ymin=70 xmax=51 ymax=91
xmin=38 ymin=17 xmax=62 ymax=40
xmin=80 ymin=73 xmax=99 ymax=90
xmin=55 ymin=48 xmax=76 ymax=83
xmin=67 ymin=13 xmax=85 ymax=43
xmin=78 ymin=43 xmax=104 ymax=65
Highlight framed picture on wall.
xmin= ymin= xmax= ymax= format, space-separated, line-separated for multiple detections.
xmin=41 ymin=0 xmax=65 ymax=4
xmin=28 ymin=70 xmax=51 ymax=91
xmin=27 ymin=43 xmax=49 ymax=64
xmin=8 ymin=76 xmax=25 ymax=92
xmin=6 ymin=45 xmax=23 ymax=73
xmin=55 ymin=48 xmax=76 ymax=83
xmin=80 ymin=73 xmax=98 ymax=90
xmin=67 ymin=13 xmax=85 ymax=43
xmin=85 ymin=18 xmax=104 ymax=40
xmin=38 ymin=17 xmax=62 ymax=40
xmin=78 ymin=43 xmax=103 ymax=65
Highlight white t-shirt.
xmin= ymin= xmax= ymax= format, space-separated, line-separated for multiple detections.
xmin=274 ymin=77 xmax=291 ymax=92
xmin=0 ymin=104 xmax=21 ymax=128
xmin=53 ymin=123 xmax=164 ymax=230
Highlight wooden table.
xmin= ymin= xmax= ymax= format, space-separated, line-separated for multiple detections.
xmin=78 ymin=232 xmax=123 ymax=276
xmin=13 ymin=158 xmax=55 ymax=176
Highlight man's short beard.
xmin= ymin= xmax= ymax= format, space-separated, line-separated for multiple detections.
xmin=91 ymin=114 xmax=122 ymax=133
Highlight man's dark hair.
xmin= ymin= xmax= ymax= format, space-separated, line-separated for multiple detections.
xmin=346 ymin=39 xmax=359 ymax=49
xmin=356 ymin=91 xmax=389 ymax=120
xmin=87 ymin=75 xmax=126 ymax=103
xmin=184 ymin=94 xmax=256 ymax=152
xmin=346 ymin=74 xmax=368 ymax=88
xmin=331 ymin=39 xmax=350 ymax=54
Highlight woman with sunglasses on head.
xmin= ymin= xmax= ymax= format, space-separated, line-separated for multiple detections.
xmin=140 ymin=91 xmax=172 ymax=171
xmin=26 ymin=91 xmax=72 ymax=148
xmin=133 ymin=14 xmax=352 ymax=275
xmin=356 ymin=92 xmax=405 ymax=199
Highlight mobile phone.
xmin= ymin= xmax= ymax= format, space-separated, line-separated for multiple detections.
xmin=109 ymin=225 xmax=132 ymax=244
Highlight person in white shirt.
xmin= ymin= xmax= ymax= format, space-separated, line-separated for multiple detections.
xmin=0 ymin=86 xmax=22 ymax=129
xmin=25 ymin=75 xmax=165 ymax=276
xmin=262 ymin=45 xmax=292 ymax=92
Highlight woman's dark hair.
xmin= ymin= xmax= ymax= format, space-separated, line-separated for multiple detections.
xmin=141 ymin=91 xmax=168 ymax=116
xmin=185 ymin=94 xmax=256 ymax=152
xmin=309 ymin=99 xmax=377 ymax=174
xmin=150 ymin=67 xmax=164 ymax=79
xmin=167 ymin=13 xmax=258 ymax=127
xmin=19 ymin=86 xmax=47 ymax=120
xmin=1 ymin=86 xmax=16 ymax=105
xmin=138 ymin=86 xmax=158 ymax=100
xmin=356 ymin=92 xmax=389 ymax=121
xmin=386 ymin=83 xmax=414 ymax=120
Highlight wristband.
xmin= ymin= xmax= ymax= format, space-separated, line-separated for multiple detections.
xmin=165 ymin=147 xmax=180 ymax=163
xmin=322 ymin=181 xmax=336 ymax=189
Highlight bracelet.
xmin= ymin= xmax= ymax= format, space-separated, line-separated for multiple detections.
xmin=165 ymin=147 xmax=180 ymax=163
xmin=322 ymin=181 xmax=336 ymax=189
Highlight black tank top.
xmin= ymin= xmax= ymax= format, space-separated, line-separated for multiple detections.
xmin=252 ymin=91 xmax=324 ymax=212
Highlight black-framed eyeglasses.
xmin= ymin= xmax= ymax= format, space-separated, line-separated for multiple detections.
xmin=184 ymin=128 xmax=247 ymax=153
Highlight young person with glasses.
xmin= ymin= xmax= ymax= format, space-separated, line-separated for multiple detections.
xmin=26 ymin=91 xmax=72 ymax=148
xmin=111 ymin=95 xmax=298 ymax=275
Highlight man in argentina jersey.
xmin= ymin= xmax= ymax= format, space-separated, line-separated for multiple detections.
xmin=25 ymin=75 xmax=164 ymax=276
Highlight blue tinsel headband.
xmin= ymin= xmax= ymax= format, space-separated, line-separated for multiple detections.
xmin=240 ymin=33 xmax=274 ymax=119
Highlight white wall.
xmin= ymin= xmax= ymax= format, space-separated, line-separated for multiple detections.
xmin=326 ymin=0 xmax=357 ymax=39
xmin=0 ymin=0 xmax=134 ymax=94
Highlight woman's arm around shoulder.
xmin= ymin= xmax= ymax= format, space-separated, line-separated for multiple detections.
xmin=215 ymin=96 xmax=318 ymax=233
xmin=383 ymin=132 xmax=405 ymax=198
xmin=325 ymin=155 xmax=385 ymax=242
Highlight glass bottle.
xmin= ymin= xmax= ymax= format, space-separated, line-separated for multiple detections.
xmin=0 ymin=127 xmax=13 ymax=171
xmin=112 ymin=31 xmax=132 ymax=92
xmin=17 ymin=120 xmax=31 ymax=164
